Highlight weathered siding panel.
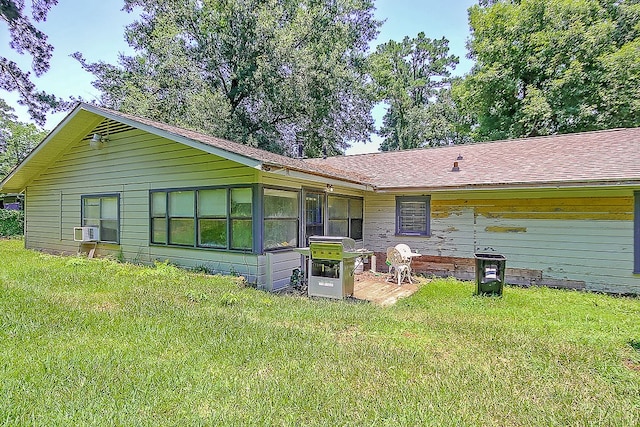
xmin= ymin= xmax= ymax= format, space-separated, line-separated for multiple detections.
xmin=257 ymin=251 xmax=302 ymax=291
xmin=364 ymin=189 xmax=640 ymax=294
xmin=25 ymin=128 xmax=262 ymax=281
xmin=147 ymin=246 xmax=260 ymax=283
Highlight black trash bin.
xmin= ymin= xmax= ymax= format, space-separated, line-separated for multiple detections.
xmin=474 ymin=253 xmax=506 ymax=295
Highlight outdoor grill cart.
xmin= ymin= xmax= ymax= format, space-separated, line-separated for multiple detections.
xmin=294 ymin=236 xmax=369 ymax=299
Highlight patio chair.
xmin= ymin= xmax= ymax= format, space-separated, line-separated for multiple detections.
xmin=395 ymin=244 xmax=412 ymax=260
xmin=386 ymin=247 xmax=395 ymax=274
xmin=386 ymin=247 xmax=412 ymax=286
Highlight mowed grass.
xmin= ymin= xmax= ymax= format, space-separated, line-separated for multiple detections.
xmin=0 ymin=239 xmax=639 ymax=426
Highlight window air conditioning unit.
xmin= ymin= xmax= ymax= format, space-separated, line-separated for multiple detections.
xmin=74 ymin=226 xmax=100 ymax=242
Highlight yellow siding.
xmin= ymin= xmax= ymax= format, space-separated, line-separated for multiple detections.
xmin=364 ymin=189 xmax=640 ymax=294
xmin=434 ymin=196 xmax=634 ymax=221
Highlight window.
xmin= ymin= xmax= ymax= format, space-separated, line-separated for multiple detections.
xmin=150 ymin=186 xmax=253 ymax=251
xmin=151 ymin=192 xmax=167 ymax=244
xmin=350 ymin=198 xmax=363 ymax=240
xmin=198 ymin=189 xmax=227 ymax=248
xmin=169 ymin=190 xmax=195 ymax=246
xmin=635 ymin=191 xmax=640 ymax=274
xmin=230 ymin=188 xmax=253 ymax=250
xmin=327 ymin=195 xmax=364 ymax=240
xmin=328 ymin=196 xmax=349 ymax=236
xmin=82 ymin=194 xmax=120 ymax=243
xmin=263 ymin=188 xmax=299 ymax=250
xmin=396 ymin=196 xmax=430 ymax=236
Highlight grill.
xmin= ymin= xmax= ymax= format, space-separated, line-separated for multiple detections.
xmin=303 ymin=236 xmax=361 ymax=299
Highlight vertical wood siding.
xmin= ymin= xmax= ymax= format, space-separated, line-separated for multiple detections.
xmin=364 ymin=189 xmax=640 ymax=294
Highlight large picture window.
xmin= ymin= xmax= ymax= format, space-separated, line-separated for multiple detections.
xmin=82 ymin=194 xmax=120 ymax=243
xmin=263 ymin=188 xmax=299 ymax=250
xmin=396 ymin=196 xmax=430 ymax=236
xmin=151 ymin=186 xmax=253 ymax=251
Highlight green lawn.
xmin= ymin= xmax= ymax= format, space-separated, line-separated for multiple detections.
xmin=0 ymin=239 xmax=638 ymax=426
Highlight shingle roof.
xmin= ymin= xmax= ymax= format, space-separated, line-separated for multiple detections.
xmin=68 ymin=105 xmax=640 ymax=190
xmin=305 ymin=128 xmax=640 ymax=190
xmin=3 ymin=103 xmax=639 ymax=194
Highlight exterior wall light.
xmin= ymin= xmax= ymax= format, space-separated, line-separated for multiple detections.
xmin=89 ymin=133 xmax=108 ymax=150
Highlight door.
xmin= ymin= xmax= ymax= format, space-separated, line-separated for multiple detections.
xmin=304 ymin=191 xmax=325 ymax=244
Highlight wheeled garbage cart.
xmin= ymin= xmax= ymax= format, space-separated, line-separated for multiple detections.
xmin=474 ymin=253 xmax=506 ymax=295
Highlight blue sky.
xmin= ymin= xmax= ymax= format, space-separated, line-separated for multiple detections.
xmin=1 ymin=0 xmax=477 ymax=154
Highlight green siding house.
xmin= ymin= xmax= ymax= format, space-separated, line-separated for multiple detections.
xmin=2 ymin=103 xmax=640 ymax=294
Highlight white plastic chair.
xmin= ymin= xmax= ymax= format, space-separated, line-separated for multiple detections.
xmin=395 ymin=244 xmax=412 ymax=260
xmin=387 ymin=247 xmax=412 ymax=286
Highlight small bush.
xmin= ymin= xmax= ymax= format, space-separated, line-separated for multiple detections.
xmin=0 ymin=209 xmax=24 ymax=237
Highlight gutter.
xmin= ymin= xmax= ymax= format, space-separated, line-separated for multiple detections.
xmin=261 ymin=162 xmax=371 ymax=191
xmin=372 ymin=179 xmax=640 ymax=193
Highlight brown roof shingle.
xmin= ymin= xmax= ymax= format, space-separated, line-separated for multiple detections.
xmin=305 ymin=128 xmax=640 ymax=190
xmin=7 ymin=103 xmax=635 ymax=193
xmin=85 ymin=105 xmax=640 ymax=190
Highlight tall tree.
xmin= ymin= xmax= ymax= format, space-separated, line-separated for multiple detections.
xmin=370 ymin=33 xmax=463 ymax=150
xmin=455 ymin=0 xmax=640 ymax=141
xmin=74 ymin=0 xmax=379 ymax=157
xmin=0 ymin=105 xmax=47 ymax=179
xmin=1 ymin=0 xmax=70 ymax=125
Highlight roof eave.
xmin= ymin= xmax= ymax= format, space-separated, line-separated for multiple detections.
xmin=80 ymin=104 xmax=262 ymax=169
xmin=0 ymin=105 xmax=103 ymax=193
xmin=373 ymin=179 xmax=640 ymax=193
xmin=0 ymin=103 xmax=268 ymax=193
xmin=262 ymin=162 xmax=371 ymax=191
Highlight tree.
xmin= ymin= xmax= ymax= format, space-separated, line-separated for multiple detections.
xmin=1 ymin=0 xmax=70 ymax=126
xmin=455 ymin=0 xmax=640 ymax=141
xmin=370 ymin=33 xmax=464 ymax=150
xmin=0 ymin=106 xmax=47 ymax=179
xmin=74 ymin=0 xmax=379 ymax=157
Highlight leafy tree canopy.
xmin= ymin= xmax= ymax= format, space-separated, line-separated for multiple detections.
xmin=0 ymin=103 xmax=47 ymax=179
xmin=370 ymin=33 xmax=467 ymax=150
xmin=74 ymin=0 xmax=380 ymax=157
xmin=455 ymin=0 xmax=640 ymax=141
xmin=0 ymin=0 xmax=70 ymax=126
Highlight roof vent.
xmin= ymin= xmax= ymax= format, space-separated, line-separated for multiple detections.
xmin=451 ymin=161 xmax=460 ymax=172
